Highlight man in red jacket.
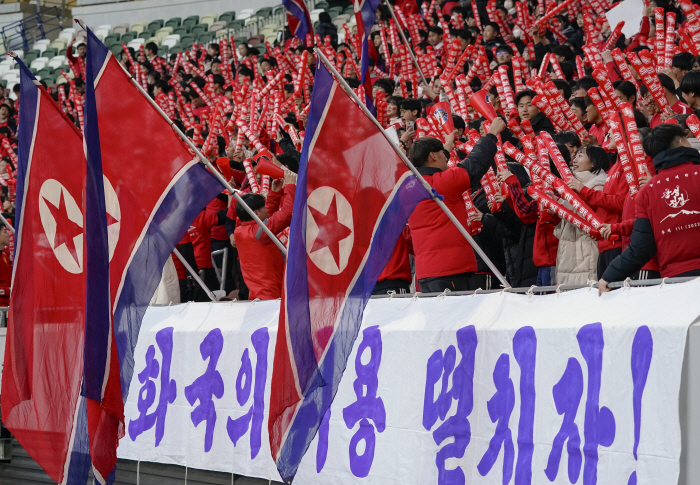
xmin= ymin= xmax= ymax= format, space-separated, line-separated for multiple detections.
xmin=234 ymin=169 xmax=296 ymax=300
xmin=407 ymin=117 xmax=505 ymax=292
xmin=600 ymin=124 xmax=700 ymax=292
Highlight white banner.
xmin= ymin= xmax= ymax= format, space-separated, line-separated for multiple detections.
xmin=117 ymin=280 xmax=700 ymax=484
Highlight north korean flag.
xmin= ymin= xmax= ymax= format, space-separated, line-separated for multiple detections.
xmin=283 ymin=0 xmax=313 ymax=41
xmin=0 ymin=58 xmax=92 ymax=484
xmin=268 ymin=60 xmax=430 ymax=483
xmin=81 ymin=27 xmax=224 ymax=481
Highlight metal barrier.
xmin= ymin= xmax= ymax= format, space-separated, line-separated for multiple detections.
xmin=0 ymin=6 xmax=65 ymax=54
xmin=210 ymin=247 xmax=229 ymax=292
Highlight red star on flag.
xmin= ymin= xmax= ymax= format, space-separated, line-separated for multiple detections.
xmin=45 ymin=189 xmax=83 ymax=265
xmin=309 ymin=193 xmax=352 ymax=268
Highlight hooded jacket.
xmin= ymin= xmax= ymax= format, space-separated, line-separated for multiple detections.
xmin=603 ymin=146 xmax=700 ymax=281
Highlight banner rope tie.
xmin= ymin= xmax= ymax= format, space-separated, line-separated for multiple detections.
xmin=472 ymin=287 xmax=482 ymax=298
xmin=437 ymin=288 xmax=451 ymax=300
xmin=556 ymin=284 xmax=563 ymax=296
xmin=660 ymin=277 xmax=668 ymax=289
xmin=387 ymin=290 xmax=396 ymax=298
xmin=588 ymin=280 xmax=596 ymax=292
xmin=623 ymin=277 xmax=632 ymax=290
xmin=526 ymin=285 xmax=537 ymax=299
xmin=399 ymin=292 xmax=421 ymax=310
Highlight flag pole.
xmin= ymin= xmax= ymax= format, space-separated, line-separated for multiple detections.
xmin=173 ymin=248 xmax=218 ymax=301
xmin=0 ymin=213 xmax=14 ymax=234
xmin=74 ymin=19 xmax=288 ymax=256
xmin=383 ymin=0 xmax=429 ymax=86
xmin=314 ymin=48 xmax=512 ymax=288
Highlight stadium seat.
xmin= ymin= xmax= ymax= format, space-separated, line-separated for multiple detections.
xmin=32 ymin=39 xmax=50 ymax=53
xmin=316 ymin=1 xmax=330 ymax=9
xmin=127 ymin=38 xmax=145 ymax=50
xmin=200 ymin=14 xmax=217 ymax=25
xmin=162 ymin=34 xmax=179 ymax=48
xmin=209 ymin=21 xmax=227 ymax=32
xmin=138 ymin=32 xmax=151 ymax=40
xmin=112 ymin=25 xmax=129 ymax=36
xmin=50 ymin=38 xmax=67 ymax=50
xmin=156 ymin=27 xmax=174 ymax=37
xmin=104 ymin=34 xmax=120 ymax=45
xmin=332 ymin=15 xmax=349 ymax=27
xmin=146 ymin=37 xmax=161 ymax=46
xmin=191 ymin=24 xmax=208 ymax=36
xmin=131 ymin=23 xmax=146 ymax=35
xmin=184 ymin=15 xmax=199 ymax=24
xmin=215 ymin=29 xmax=229 ymax=40
xmin=110 ymin=44 xmax=123 ymax=56
xmin=272 ymin=4 xmax=284 ymax=15
xmin=256 ymin=7 xmax=272 ymax=18
xmin=245 ymin=17 xmax=258 ymax=26
xmin=48 ymin=56 xmax=66 ymax=69
xmin=343 ymin=6 xmax=354 ymax=16
xmin=148 ymin=20 xmax=164 ymax=31
xmin=120 ymin=33 xmax=135 ymax=43
xmin=228 ymin=20 xmax=245 ymax=30
xmin=183 ymin=18 xmax=198 ymax=30
xmin=218 ymin=13 xmax=234 ymax=24
xmin=328 ymin=6 xmax=343 ymax=18
xmin=238 ymin=11 xmax=253 ymax=21
xmin=22 ymin=51 xmax=37 ymax=64
xmin=30 ymin=57 xmax=48 ymax=70
xmin=43 ymin=48 xmax=58 ymax=58
xmin=174 ymin=26 xmax=189 ymax=36
xmin=179 ymin=34 xmax=194 ymax=45
xmin=265 ymin=34 xmax=278 ymax=44
xmin=198 ymin=33 xmax=214 ymax=45
xmin=59 ymin=28 xmax=75 ymax=41
xmin=169 ymin=43 xmax=184 ymax=54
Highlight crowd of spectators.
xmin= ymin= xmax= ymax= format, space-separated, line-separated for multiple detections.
xmin=4 ymin=0 xmax=700 ymax=301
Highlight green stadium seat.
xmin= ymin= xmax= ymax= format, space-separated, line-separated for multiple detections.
xmin=105 ymin=34 xmax=120 ymax=44
xmin=165 ymin=18 xmax=181 ymax=30
xmin=58 ymin=48 xmax=67 ymax=56
xmin=121 ymin=33 xmax=135 ymax=43
xmin=110 ymin=44 xmax=123 ymax=55
xmin=184 ymin=15 xmax=199 ymax=24
xmin=315 ymin=1 xmax=329 ymax=9
xmin=191 ymin=24 xmax=208 ymax=36
xmin=228 ymin=19 xmax=245 ymax=30
xmin=23 ymin=52 xmax=37 ymax=64
xmin=148 ymin=20 xmax=164 ymax=31
xmin=256 ymin=7 xmax=272 ymax=18
xmin=183 ymin=18 xmax=197 ymax=30
xmin=30 ymin=67 xmax=38 ymax=74
xmin=168 ymin=43 xmax=184 ymax=54
xmin=180 ymin=34 xmax=194 ymax=45
xmin=272 ymin=4 xmax=284 ymax=15
xmin=255 ymin=44 xmax=266 ymax=55
xmin=328 ymin=6 xmax=343 ymax=18
xmin=218 ymin=13 xmax=234 ymax=24
xmin=174 ymin=26 xmax=189 ymax=36
xmin=42 ymin=48 xmax=57 ymax=57
xmin=138 ymin=32 xmax=151 ymax=40
xmin=343 ymin=6 xmax=354 ymax=16
xmin=197 ymin=33 xmax=214 ymax=45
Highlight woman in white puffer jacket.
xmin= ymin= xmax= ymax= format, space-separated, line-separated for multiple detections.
xmin=554 ymin=145 xmax=610 ymax=285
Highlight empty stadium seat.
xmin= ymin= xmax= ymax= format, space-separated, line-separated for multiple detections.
xmin=42 ymin=48 xmax=58 ymax=58
xmin=256 ymin=7 xmax=272 ymax=18
xmin=112 ymin=25 xmax=129 ymax=36
xmin=183 ymin=18 xmax=197 ymax=30
xmin=146 ymin=37 xmax=161 ymax=46
xmin=110 ymin=44 xmax=123 ymax=56
xmin=120 ymin=33 xmax=135 ymax=44
xmin=209 ymin=21 xmax=227 ymax=32
xmin=272 ymin=4 xmax=284 ymax=15
xmin=30 ymin=57 xmax=48 ymax=70
xmin=228 ymin=20 xmax=245 ymax=30
xmin=238 ymin=9 xmax=254 ymax=20
xmin=184 ymin=15 xmax=199 ymax=24
xmin=165 ymin=17 xmax=181 ymax=28
xmin=131 ymin=22 xmax=147 ymax=34
xmin=156 ymin=27 xmax=173 ymax=37
xmin=218 ymin=13 xmax=235 ymax=24
xmin=148 ymin=20 xmax=164 ymax=31
xmin=191 ymin=24 xmax=208 ymax=36
xmin=32 ymin=39 xmax=50 ymax=53
xmin=95 ymin=28 xmax=111 ymax=39
xmin=200 ymin=14 xmax=217 ymax=26
xmin=127 ymin=38 xmax=145 ymax=50
xmin=162 ymin=34 xmax=180 ymax=48
xmin=48 ymin=56 xmax=66 ymax=69
xmin=174 ymin=26 xmax=189 ymax=36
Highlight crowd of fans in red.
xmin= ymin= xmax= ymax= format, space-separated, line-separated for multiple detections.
xmin=2 ymin=0 xmax=700 ymax=302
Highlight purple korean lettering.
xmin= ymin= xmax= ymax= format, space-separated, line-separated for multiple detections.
xmin=422 ymin=325 xmax=477 ymax=485
xmin=514 ymin=326 xmax=537 ymax=484
xmin=545 ymin=358 xmax=583 ymax=483
xmin=628 ymin=326 xmax=653 ymax=485
xmin=477 ymin=353 xmax=515 ymax=484
xmin=342 ymin=325 xmax=386 ymax=478
xmin=128 ymin=326 xmax=177 ymax=446
xmin=227 ymin=327 xmax=269 ymax=459
xmin=185 ymin=328 xmax=225 ymax=452
xmin=578 ymin=322 xmax=616 ymax=484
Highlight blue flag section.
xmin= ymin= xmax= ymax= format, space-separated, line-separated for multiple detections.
xmin=268 ymin=60 xmax=431 ymax=484
xmin=82 ymin=26 xmax=225 ymax=482
xmin=354 ymin=0 xmax=381 ymax=107
xmin=283 ymin=0 xmax=313 ymax=42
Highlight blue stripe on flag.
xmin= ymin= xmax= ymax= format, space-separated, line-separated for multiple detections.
xmin=82 ymin=26 xmax=113 ymax=402
xmin=113 ymin=163 xmax=223 ymax=400
xmin=276 ymin=172 xmax=430 ymax=481
xmin=283 ymin=0 xmax=310 ymax=39
xmin=283 ymin=61 xmax=336 ymax=396
xmin=15 ymin=59 xmax=40 ymax=263
xmin=65 ymin=396 xmax=92 ymax=485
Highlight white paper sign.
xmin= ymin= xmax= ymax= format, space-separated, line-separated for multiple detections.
xmin=118 ymin=280 xmax=700 ymax=484
xmin=606 ymin=0 xmax=646 ymax=40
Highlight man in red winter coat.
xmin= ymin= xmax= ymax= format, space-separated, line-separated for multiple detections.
xmin=234 ymin=169 xmax=296 ymax=300
xmin=600 ymin=124 xmax=700 ymax=292
xmin=407 ymin=117 xmax=505 ymax=292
